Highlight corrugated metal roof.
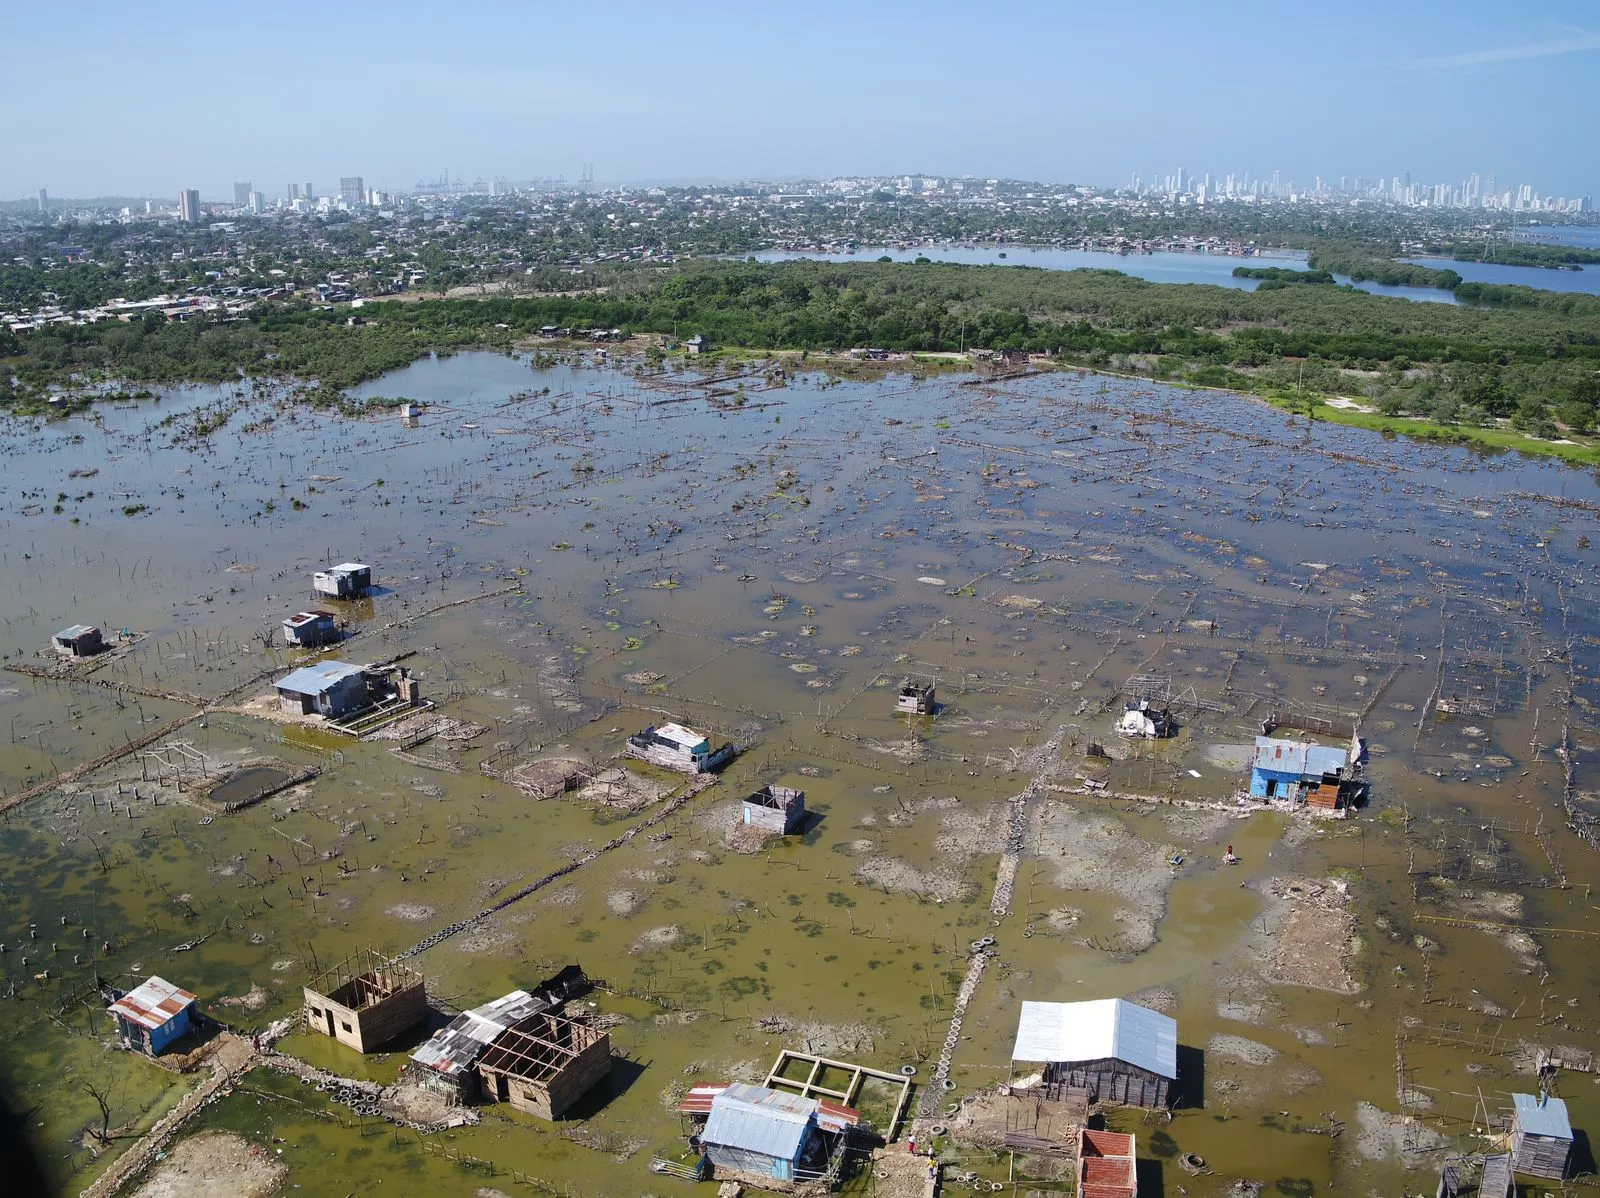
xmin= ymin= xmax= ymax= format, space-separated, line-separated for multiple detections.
xmin=410 ymin=990 xmax=548 ymax=1077
xmin=1011 ymin=998 xmax=1178 ymax=1079
xmin=702 ymin=1083 xmax=817 ymax=1161
xmin=1514 ymin=1092 xmax=1572 ymax=1139
xmin=1253 ymin=736 xmax=1347 ymax=776
xmin=107 ymin=976 xmax=196 ymax=1030
xmin=55 ymin=624 xmax=96 ymax=640
xmin=331 ymin=562 xmax=370 ymax=572
xmin=275 ymin=659 xmax=365 ymax=695
xmin=678 ymin=1082 xmax=729 ymax=1114
xmin=284 ymin=611 xmax=334 ymax=627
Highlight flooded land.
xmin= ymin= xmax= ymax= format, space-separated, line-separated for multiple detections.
xmin=4 ymin=346 xmax=1600 ymax=1198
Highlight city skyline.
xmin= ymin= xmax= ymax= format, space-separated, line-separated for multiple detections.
xmin=2 ymin=0 xmax=1598 ymax=199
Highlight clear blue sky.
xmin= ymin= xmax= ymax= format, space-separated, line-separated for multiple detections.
xmin=5 ymin=0 xmax=1597 ymax=200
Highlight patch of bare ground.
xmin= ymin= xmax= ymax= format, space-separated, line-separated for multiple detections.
xmin=1415 ymin=876 xmax=1524 ymax=921
xmin=1260 ymin=876 xmax=1361 ymax=993
xmin=381 ymin=1081 xmax=470 ymax=1129
xmin=942 ymin=1089 xmax=1084 ymax=1153
xmin=1031 ymin=803 xmax=1178 ymax=952
xmin=130 ymin=1130 xmax=286 ymax=1198
xmin=217 ymin=983 xmax=268 ymax=1013
xmin=1354 ymin=1100 xmax=1445 ymax=1161
xmin=868 ymin=1147 xmax=943 ymax=1198
xmin=574 ymin=765 xmax=675 ymax=811
xmin=856 ymin=856 xmax=974 ymax=902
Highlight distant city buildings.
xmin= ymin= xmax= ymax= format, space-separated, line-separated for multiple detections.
xmin=339 ymin=176 xmax=365 ymax=206
xmin=178 ymin=189 xmax=201 ymax=224
xmin=1127 ymin=163 xmax=1590 ymax=213
xmin=37 ymin=188 xmax=47 ymax=212
xmin=232 ymin=181 xmax=252 ymax=208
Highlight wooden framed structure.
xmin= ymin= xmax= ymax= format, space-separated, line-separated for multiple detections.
xmin=475 ymin=1011 xmax=611 ymax=1120
xmin=303 ymin=948 xmax=426 ymax=1052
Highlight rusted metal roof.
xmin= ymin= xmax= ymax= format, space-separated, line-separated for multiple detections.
xmin=677 ymin=1082 xmax=729 ymax=1114
xmin=107 ymin=976 xmax=196 ymax=1030
xmin=410 ymin=989 xmax=548 ymax=1078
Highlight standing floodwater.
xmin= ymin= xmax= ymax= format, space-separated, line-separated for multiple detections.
xmin=1 ymin=349 xmax=1598 ymax=1197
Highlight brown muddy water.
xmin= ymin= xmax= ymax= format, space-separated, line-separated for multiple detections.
xmin=3 ymin=350 xmax=1600 ymax=1198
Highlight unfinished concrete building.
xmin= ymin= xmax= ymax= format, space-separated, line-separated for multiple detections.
xmin=303 ymin=950 xmax=427 ymax=1052
xmin=742 ymin=785 xmax=806 ymax=835
xmin=474 ymin=1011 xmax=612 ymax=1120
xmin=896 ymin=678 xmax=935 ymax=714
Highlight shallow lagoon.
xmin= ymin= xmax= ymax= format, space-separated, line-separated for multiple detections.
xmin=3 ymin=350 xmax=1599 ymax=1195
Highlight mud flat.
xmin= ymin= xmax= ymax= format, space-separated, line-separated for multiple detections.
xmin=129 ymin=1131 xmax=286 ymax=1198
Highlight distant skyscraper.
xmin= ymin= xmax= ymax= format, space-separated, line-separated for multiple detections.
xmin=339 ymin=176 xmax=365 ymax=205
xmin=233 ymin=181 xmax=252 ymax=208
xmin=179 ymin=189 xmax=202 ymax=224
xmin=37 ymin=188 xmax=47 ymax=212
xmin=249 ymin=191 xmax=266 ymax=214
xmin=303 ymin=181 xmax=314 ymax=201
xmin=289 ymin=182 xmax=300 ymax=201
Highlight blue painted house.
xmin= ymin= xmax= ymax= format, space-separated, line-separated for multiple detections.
xmin=680 ymin=1082 xmax=859 ymax=1184
xmin=1250 ymin=736 xmax=1351 ymax=808
xmin=108 ymin=975 xmax=197 ymax=1056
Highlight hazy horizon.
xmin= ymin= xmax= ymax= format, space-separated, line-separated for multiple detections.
xmin=5 ymin=0 xmax=1598 ymax=201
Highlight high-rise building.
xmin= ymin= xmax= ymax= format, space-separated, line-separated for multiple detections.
xmin=233 ymin=181 xmax=252 ymax=208
xmin=339 ymin=176 xmax=365 ymax=205
xmin=179 ymin=189 xmax=202 ymax=224
xmin=248 ymin=191 xmax=266 ymax=215
xmin=289 ymin=182 xmax=301 ymax=201
xmin=37 ymin=188 xmax=48 ymax=212
xmin=303 ymin=181 xmax=314 ymax=201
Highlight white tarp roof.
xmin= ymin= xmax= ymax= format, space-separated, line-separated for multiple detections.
xmin=1011 ymin=998 xmax=1177 ymax=1079
xmin=653 ymin=723 xmax=709 ymax=751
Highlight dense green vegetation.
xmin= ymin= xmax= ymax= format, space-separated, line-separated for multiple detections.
xmin=1435 ymin=240 xmax=1600 ymax=270
xmin=6 ymin=258 xmax=1600 ymax=449
xmin=1305 ymin=246 xmax=1462 ymax=290
xmin=1231 ymin=266 xmax=1336 ymax=287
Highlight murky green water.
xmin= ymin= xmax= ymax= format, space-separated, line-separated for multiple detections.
xmin=3 ymin=351 xmax=1599 ymax=1196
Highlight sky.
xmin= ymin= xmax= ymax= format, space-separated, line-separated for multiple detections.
xmin=4 ymin=0 xmax=1598 ymax=201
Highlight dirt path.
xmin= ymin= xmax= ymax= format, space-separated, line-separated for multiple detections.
xmin=79 ymin=1035 xmax=256 ymax=1198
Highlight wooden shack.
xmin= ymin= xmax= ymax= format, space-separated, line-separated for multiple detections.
xmin=625 ymin=722 xmax=734 ymax=774
xmin=742 ymin=785 xmax=805 ymax=835
xmin=1511 ymin=1092 xmax=1572 ymax=1178
xmin=53 ymin=624 xmax=105 ymax=657
xmin=896 ymin=679 xmax=935 ymax=715
xmin=1012 ymin=998 xmax=1176 ymax=1108
xmin=475 ymin=1011 xmax=612 ymax=1120
xmin=1476 ymin=1153 xmax=1513 ymax=1198
xmin=303 ymin=949 xmax=427 ymax=1053
xmin=283 ymin=610 xmax=338 ymax=647
xmin=313 ymin=562 xmax=373 ymax=600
